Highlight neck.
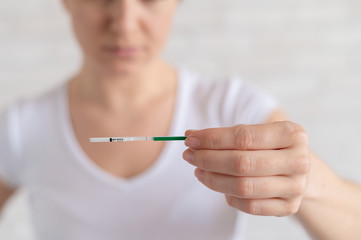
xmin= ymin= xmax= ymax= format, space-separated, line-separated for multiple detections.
xmin=69 ymin=59 xmax=176 ymax=113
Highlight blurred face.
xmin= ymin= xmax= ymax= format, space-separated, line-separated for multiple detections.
xmin=63 ymin=0 xmax=178 ymax=75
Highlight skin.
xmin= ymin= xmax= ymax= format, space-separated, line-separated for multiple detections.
xmin=0 ymin=180 xmax=15 ymax=210
xmin=183 ymin=119 xmax=311 ymax=217
xmin=62 ymin=0 xmax=180 ymax=178
xmin=1 ymin=0 xmax=361 ymax=239
xmin=183 ymin=112 xmax=361 ymax=240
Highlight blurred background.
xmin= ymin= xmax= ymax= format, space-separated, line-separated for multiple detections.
xmin=0 ymin=0 xmax=360 ymax=239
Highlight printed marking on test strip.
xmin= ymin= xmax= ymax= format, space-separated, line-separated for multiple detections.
xmin=89 ymin=136 xmax=187 ymax=143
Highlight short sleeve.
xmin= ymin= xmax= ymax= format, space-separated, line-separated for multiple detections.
xmin=228 ymin=76 xmax=279 ymax=125
xmin=183 ymin=70 xmax=280 ymax=128
xmin=0 ymin=104 xmax=23 ymax=188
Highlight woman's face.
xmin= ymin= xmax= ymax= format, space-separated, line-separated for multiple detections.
xmin=63 ymin=0 xmax=178 ymax=75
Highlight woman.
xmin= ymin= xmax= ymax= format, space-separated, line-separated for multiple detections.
xmin=0 ymin=0 xmax=360 ymax=239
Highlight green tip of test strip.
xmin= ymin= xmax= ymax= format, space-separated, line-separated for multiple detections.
xmin=153 ymin=136 xmax=187 ymax=141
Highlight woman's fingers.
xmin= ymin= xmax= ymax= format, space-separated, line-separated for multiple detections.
xmin=183 ymin=122 xmax=311 ymax=217
xmin=225 ymin=195 xmax=303 ymax=217
xmin=185 ymin=121 xmax=308 ymax=150
xmin=183 ymin=148 xmax=310 ymax=177
xmin=194 ymin=168 xmax=307 ymax=199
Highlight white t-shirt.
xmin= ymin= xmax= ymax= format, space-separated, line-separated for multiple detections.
xmin=0 ymin=68 xmax=277 ymax=240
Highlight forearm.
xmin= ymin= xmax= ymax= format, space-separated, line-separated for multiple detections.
xmin=0 ymin=181 xmax=15 ymax=216
xmin=295 ymin=153 xmax=361 ymax=240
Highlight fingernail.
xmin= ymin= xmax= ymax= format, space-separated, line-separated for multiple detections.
xmin=185 ymin=129 xmax=196 ymax=136
xmin=183 ymin=149 xmax=194 ymax=164
xmin=185 ymin=136 xmax=200 ymax=148
xmin=195 ymin=168 xmax=204 ymax=181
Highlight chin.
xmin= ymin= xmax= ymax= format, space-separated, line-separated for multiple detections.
xmin=104 ymin=62 xmax=144 ymax=77
xmin=90 ymin=52 xmax=153 ymax=77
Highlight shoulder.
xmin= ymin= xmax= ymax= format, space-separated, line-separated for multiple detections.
xmin=0 ymin=83 xmax=65 ymax=156
xmin=0 ymin=84 xmax=65 ymax=186
xmin=178 ymin=68 xmax=279 ymax=126
xmin=1 ymin=83 xmax=64 ymax=126
xmin=179 ymin=68 xmax=243 ymax=97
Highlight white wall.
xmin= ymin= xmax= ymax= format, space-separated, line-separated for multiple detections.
xmin=0 ymin=0 xmax=360 ymax=239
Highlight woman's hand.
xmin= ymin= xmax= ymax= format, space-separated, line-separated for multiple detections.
xmin=183 ymin=121 xmax=311 ymax=217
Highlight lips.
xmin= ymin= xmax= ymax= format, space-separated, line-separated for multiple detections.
xmin=104 ymin=46 xmax=140 ymax=58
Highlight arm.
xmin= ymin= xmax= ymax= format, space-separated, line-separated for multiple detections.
xmin=0 ymin=109 xmax=18 ymax=214
xmin=183 ymin=110 xmax=361 ymax=240
xmin=0 ymin=180 xmax=16 ymax=214
xmin=268 ymin=111 xmax=361 ymax=240
xmin=296 ymin=154 xmax=361 ymax=240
